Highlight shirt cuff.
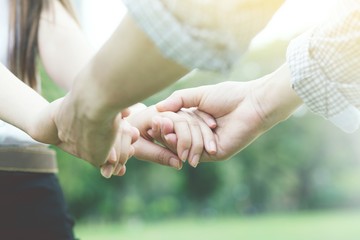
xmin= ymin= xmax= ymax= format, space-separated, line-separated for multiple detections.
xmin=286 ymin=30 xmax=360 ymax=133
xmin=122 ymin=0 xmax=235 ymax=72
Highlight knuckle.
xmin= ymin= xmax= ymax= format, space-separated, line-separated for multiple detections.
xmin=118 ymin=155 xmax=128 ymax=165
xmin=156 ymin=149 xmax=170 ymax=166
xmin=178 ymin=138 xmax=191 ymax=150
xmin=120 ymin=125 xmax=132 ymax=135
xmin=57 ymin=130 xmax=68 ymax=142
xmin=193 ymin=141 xmax=204 ymax=152
xmin=171 ymin=90 xmax=182 ymax=98
xmin=189 ymin=120 xmax=200 ymax=127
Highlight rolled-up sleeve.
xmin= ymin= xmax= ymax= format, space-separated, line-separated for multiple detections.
xmin=287 ymin=0 xmax=360 ymax=132
xmin=122 ymin=0 xmax=283 ymax=72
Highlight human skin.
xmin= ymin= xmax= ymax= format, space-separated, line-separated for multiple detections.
xmin=47 ymin=12 xmax=218 ymax=176
xmin=127 ymin=105 xmax=217 ymax=169
xmin=155 ymin=64 xmax=303 ymax=162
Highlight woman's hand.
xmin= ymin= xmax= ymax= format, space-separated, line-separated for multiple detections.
xmin=126 ymin=105 xmax=217 ymax=169
xmin=30 ymin=96 xmax=139 ymax=178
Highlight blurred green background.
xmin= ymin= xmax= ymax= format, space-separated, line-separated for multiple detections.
xmin=41 ymin=39 xmax=360 ymax=239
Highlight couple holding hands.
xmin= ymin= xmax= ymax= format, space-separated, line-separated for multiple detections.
xmin=1 ymin=0 xmax=359 ymax=238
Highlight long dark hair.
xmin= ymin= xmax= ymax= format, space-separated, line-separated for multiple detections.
xmin=8 ymin=0 xmax=77 ymax=90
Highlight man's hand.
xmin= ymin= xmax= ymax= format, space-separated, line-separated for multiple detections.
xmin=156 ymin=64 xmax=303 ymax=162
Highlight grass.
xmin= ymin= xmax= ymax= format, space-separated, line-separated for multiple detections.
xmin=75 ymin=210 xmax=360 ymax=240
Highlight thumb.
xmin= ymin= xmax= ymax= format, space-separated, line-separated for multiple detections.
xmin=100 ymin=163 xmax=115 ymax=179
xmin=121 ymin=108 xmax=131 ymax=118
xmin=100 ymin=148 xmax=117 ymax=179
xmin=156 ymin=87 xmax=206 ymax=112
xmin=133 ymin=138 xmax=182 ymax=170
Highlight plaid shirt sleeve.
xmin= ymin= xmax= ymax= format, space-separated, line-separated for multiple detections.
xmin=287 ymin=0 xmax=360 ymax=132
xmin=122 ymin=0 xmax=283 ymax=72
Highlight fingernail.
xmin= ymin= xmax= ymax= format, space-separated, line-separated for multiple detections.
xmin=152 ymin=117 xmax=160 ymax=132
xmin=169 ymin=158 xmax=181 ymax=170
xmin=181 ymin=149 xmax=189 ymax=162
xmin=207 ymin=119 xmax=217 ymax=129
xmin=164 ymin=134 xmax=171 ymax=142
xmin=147 ymin=129 xmax=154 ymax=138
xmin=208 ymin=141 xmax=217 ymax=154
xmin=101 ymin=165 xmax=114 ymax=179
xmin=190 ymin=154 xmax=200 ymax=168
xmin=164 ymin=134 xmax=176 ymax=145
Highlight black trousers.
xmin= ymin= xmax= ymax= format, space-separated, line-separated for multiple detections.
xmin=0 ymin=171 xmax=75 ymax=240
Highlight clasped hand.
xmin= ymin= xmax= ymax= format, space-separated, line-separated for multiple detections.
xmin=31 ymin=67 xmax=301 ymax=178
xmin=31 ymin=96 xmax=219 ymax=178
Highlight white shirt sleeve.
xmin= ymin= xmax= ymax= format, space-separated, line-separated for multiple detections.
xmin=287 ymin=0 xmax=360 ymax=132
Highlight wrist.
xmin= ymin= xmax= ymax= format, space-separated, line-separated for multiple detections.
xmin=69 ymin=70 xmax=120 ymax=124
xmin=27 ymin=100 xmax=60 ymax=145
xmin=254 ymin=64 xmax=303 ymax=129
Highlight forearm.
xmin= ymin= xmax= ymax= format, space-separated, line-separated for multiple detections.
xmin=254 ymin=63 xmax=303 ymax=130
xmin=69 ymin=14 xmax=187 ymax=121
xmin=123 ymin=0 xmax=284 ymax=71
xmin=0 ymin=64 xmax=49 ymax=135
xmin=38 ymin=0 xmax=95 ymax=91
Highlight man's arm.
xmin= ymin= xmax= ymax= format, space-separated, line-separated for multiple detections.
xmin=67 ymin=14 xmax=188 ymax=121
xmin=123 ymin=0 xmax=284 ymax=71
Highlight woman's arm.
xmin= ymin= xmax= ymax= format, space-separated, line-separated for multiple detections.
xmin=0 ymin=62 xmax=138 ymax=178
xmin=0 ymin=63 xmax=58 ymax=144
xmin=38 ymin=0 xmax=94 ymax=90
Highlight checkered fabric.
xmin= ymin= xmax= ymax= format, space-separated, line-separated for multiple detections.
xmin=123 ymin=0 xmax=283 ymax=72
xmin=287 ymin=0 xmax=360 ymax=132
